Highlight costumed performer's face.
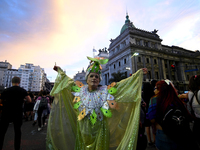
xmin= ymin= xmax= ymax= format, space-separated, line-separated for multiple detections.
xmin=87 ymin=72 xmax=100 ymax=91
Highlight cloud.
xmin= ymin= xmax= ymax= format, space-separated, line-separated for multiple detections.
xmin=0 ymin=0 xmax=200 ymax=82
xmin=0 ymin=0 xmax=126 ymax=81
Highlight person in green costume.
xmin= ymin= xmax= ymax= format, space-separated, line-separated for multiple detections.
xmin=46 ymin=56 xmax=148 ymax=150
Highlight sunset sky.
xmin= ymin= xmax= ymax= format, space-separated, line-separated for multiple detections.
xmin=0 ymin=0 xmax=200 ymax=82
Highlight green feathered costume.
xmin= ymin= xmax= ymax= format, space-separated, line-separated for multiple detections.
xmin=46 ymin=57 xmax=143 ymax=150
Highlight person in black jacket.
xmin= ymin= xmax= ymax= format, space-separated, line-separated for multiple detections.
xmin=0 ymin=77 xmax=31 ymax=150
xmin=142 ymin=81 xmax=156 ymax=146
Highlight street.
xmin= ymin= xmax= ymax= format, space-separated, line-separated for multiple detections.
xmin=2 ymin=120 xmax=46 ymax=150
xmin=2 ymin=119 xmax=156 ymax=150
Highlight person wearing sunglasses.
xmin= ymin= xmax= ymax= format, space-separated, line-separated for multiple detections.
xmin=47 ymin=56 xmax=148 ymax=150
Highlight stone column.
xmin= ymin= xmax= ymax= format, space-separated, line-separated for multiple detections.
xmin=167 ymin=60 xmax=172 ymax=80
xmin=142 ymin=55 xmax=146 ymax=68
xmin=158 ymin=58 xmax=164 ymax=79
xmin=173 ymin=61 xmax=178 ymax=81
xmin=162 ymin=59 xmax=166 ymax=79
xmin=150 ymin=56 xmax=155 ymax=79
xmin=179 ymin=62 xmax=186 ymax=81
xmin=134 ymin=56 xmax=138 ymax=72
xmin=142 ymin=55 xmax=146 ymax=80
xmin=130 ymin=54 xmax=134 ymax=73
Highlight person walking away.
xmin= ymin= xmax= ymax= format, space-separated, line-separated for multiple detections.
xmin=32 ymin=91 xmax=43 ymax=126
xmin=24 ymin=92 xmax=34 ymax=121
xmin=0 ymin=77 xmax=31 ymax=150
xmin=37 ymin=90 xmax=49 ymax=131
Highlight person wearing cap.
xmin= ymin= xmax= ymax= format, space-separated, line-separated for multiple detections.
xmin=46 ymin=56 xmax=148 ymax=150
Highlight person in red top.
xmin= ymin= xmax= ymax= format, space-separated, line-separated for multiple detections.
xmin=0 ymin=77 xmax=31 ymax=150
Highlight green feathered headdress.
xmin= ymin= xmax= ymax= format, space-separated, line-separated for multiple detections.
xmin=85 ymin=56 xmax=109 ymax=81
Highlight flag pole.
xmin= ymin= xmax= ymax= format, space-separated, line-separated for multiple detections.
xmin=93 ymin=46 xmax=95 ymax=58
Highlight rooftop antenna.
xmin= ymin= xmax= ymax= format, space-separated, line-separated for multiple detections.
xmin=126 ymin=6 xmax=128 ymax=15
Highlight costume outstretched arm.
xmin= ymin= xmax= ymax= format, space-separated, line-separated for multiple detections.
xmin=109 ymin=69 xmax=144 ymax=150
xmin=47 ymin=66 xmax=77 ymax=150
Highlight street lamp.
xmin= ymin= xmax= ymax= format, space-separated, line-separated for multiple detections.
xmin=130 ymin=52 xmax=139 ymax=72
xmin=133 ymin=52 xmax=139 ymax=56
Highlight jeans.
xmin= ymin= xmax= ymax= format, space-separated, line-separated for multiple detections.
xmin=37 ymin=107 xmax=47 ymax=128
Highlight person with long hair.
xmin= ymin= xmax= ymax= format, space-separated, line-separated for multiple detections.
xmin=147 ymin=79 xmax=199 ymax=150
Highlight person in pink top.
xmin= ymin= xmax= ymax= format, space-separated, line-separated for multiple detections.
xmin=36 ymin=90 xmax=49 ymax=131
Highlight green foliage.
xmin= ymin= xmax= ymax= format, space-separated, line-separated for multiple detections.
xmin=109 ymin=71 xmax=127 ymax=83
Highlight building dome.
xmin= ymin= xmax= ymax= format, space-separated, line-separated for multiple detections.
xmin=120 ymin=14 xmax=135 ymax=34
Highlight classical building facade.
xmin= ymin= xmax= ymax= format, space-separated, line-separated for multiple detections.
xmin=73 ymin=68 xmax=87 ymax=85
xmin=101 ymin=14 xmax=200 ymax=93
xmin=73 ymin=50 xmax=109 ymax=85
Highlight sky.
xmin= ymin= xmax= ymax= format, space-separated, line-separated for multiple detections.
xmin=0 ymin=0 xmax=200 ymax=82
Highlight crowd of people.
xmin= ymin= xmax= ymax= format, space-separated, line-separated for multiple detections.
xmin=0 ymin=57 xmax=200 ymax=150
xmin=0 ymin=76 xmax=53 ymax=150
xmin=24 ymin=90 xmax=53 ymax=131
xmin=139 ymin=75 xmax=200 ymax=150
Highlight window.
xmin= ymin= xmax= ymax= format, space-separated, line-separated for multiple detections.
xmin=165 ymin=64 xmax=167 ymax=68
xmin=144 ymin=41 xmax=148 ymax=47
xmin=155 ymin=72 xmax=159 ymax=79
xmin=187 ymin=75 xmax=190 ymax=80
xmin=136 ymin=39 xmax=140 ymax=45
xmin=172 ymin=75 xmax=175 ymax=80
xmin=146 ymin=58 xmax=149 ymax=63
xmin=119 ymin=62 xmax=121 ymax=66
xmin=154 ymin=59 xmax=157 ymax=64
xmin=152 ymin=43 xmax=155 ymax=48
xmin=148 ymin=71 xmax=151 ymax=79
xmin=114 ymin=64 xmax=115 ymax=69
xmin=138 ymin=57 xmax=141 ymax=62
xmin=124 ymin=59 xmax=126 ymax=64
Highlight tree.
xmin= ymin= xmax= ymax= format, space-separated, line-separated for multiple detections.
xmin=108 ymin=71 xmax=127 ymax=83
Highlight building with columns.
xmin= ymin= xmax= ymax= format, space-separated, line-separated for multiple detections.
xmin=101 ymin=14 xmax=200 ymax=93
xmin=73 ymin=49 xmax=109 ymax=85
xmin=73 ymin=68 xmax=87 ymax=85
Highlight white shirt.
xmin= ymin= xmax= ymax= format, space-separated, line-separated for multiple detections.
xmin=188 ymin=90 xmax=200 ymax=118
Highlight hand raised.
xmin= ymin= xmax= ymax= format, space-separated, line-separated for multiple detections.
xmin=142 ymin=68 xmax=148 ymax=75
xmin=53 ymin=66 xmax=60 ymax=72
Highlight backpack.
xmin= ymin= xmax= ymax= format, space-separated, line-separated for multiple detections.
xmin=161 ymin=106 xmax=189 ymax=140
xmin=39 ymin=97 xmax=48 ymax=109
xmin=189 ymin=91 xmax=200 ymax=118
